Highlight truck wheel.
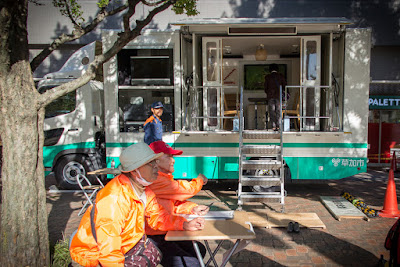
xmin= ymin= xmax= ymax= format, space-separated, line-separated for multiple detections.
xmin=54 ymin=154 xmax=94 ymax=190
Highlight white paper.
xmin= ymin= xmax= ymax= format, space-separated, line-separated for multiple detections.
xmin=180 ymin=210 xmax=234 ymax=220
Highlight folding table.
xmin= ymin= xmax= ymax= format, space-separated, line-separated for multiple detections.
xmin=165 ymin=212 xmax=255 ymax=267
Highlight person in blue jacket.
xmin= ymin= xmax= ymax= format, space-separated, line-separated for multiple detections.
xmin=144 ymin=101 xmax=164 ymax=145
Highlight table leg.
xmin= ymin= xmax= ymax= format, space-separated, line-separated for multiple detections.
xmin=205 ymin=240 xmax=224 ymax=267
xmin=220 ymin=239 xmax=241 ymax=267
xmin=192 ymin=240 xmax=205 ymax=267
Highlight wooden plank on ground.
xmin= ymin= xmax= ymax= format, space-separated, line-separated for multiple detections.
xmin=234 ymin=210 xmax=270 ymax=228
xmin=320 ymin=196 xmax=369 ymax=221
xmin=236 ymin=209 xmax=325 ymax=229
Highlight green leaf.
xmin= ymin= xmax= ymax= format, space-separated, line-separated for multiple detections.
xmin=172 ymin=0 xmax=199 ymax=16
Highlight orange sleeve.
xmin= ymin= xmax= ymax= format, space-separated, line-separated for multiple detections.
xmin=149 ymin=174 xmax=204 ymax=202
xmin=174 ymin=200 xmax=198 ymax=214
xmin=94 ymin=193 xmax=131 ymax=266
xmin=145 ymin=189 xmax=186 ymax=231
xmin=143 ymin=116 xmax=155 ymax=127
xmin=70 ymin=191 xmax=130 ymax=267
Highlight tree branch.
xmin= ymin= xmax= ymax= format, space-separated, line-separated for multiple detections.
xmin=62 ymin=0 xmax=80 ymax=27
xmin=141 ymin=0 xmax=168 ymax=6
xmin=134 ymin=0 xmax=174 ymax=33
xmin=37 ymin=1 xmax=174 ymax=108
xmin=123 ymin=0 xmax=141 ymax=32
xmin=30 ymin=3 xmax=128 ymax=72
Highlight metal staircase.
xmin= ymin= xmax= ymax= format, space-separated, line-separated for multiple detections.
xmin=237 ymin=86 xmax=286 ymax=212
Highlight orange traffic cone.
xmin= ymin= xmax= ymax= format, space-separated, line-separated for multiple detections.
xmin=380 ymin=168 xmax=400 ymax=218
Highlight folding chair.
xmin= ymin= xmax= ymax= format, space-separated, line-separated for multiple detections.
xmin=77 ymin=174 xmax=104 ymax=216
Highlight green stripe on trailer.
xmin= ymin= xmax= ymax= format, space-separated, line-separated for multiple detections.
xmin=285 ymin=157 xmax=367 ymax=180
xmin=43 ymin=142 xmax=96 ymax=167
xmin=103 ymin=142 xmax=367 ymax=180
xmin=105 ymin=155 xmax=367 ymax=180
xmin=173 ymin=156 xmax=367 ymax=180
xmin=173 ymin=157 xmax=239 ymax=180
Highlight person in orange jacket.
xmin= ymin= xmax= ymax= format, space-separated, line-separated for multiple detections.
xmin=147 ymin=140 xmax=209 ymax=267
xmin=69 ymin=142 xmax=205 ymax=267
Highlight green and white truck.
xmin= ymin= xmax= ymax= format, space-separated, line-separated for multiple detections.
xmin=39 ymin=18 xmax=370 ymax=193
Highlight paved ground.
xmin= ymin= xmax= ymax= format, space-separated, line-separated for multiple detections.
xmin=47 ymin=168 xmax=399 ymax=266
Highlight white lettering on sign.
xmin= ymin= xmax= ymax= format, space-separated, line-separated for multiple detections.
xmin=331 ymin=158 xmax=365 ymax=168
xmin=332 ymin=199 xmax=347 ymax=209
xmin=369 ymin=97 xmax=400 ymax=107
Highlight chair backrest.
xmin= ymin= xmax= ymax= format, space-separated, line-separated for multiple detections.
xmin=286 ymin=89 xmax=300 ymax=111
xmin=224 ymin=93 xmax=238 ymax=111
xmin=77 ymin=174 xmax=93 ymax=190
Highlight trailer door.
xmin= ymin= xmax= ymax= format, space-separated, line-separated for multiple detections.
xmin=301 ymin=36 xmax=321 ymax=130
xmin=202 ymin=37 xmax=223 ymax=130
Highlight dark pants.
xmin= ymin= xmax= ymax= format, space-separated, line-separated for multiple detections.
xmin=268 ymin=98 xmax=280 ymax=129
xmin=148 ymin=235 xmax=206 ymax=267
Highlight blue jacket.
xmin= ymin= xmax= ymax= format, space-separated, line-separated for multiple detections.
xmin=144 ymin=115 xmax=163 ymax=145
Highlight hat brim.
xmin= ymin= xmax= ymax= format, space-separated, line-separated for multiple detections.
xmin=120 ymin=152 xmax=164 ymax=173
xmin=165 ymin=147 xmax=183 ymax=155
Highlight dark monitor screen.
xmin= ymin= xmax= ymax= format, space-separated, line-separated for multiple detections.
xmin=130 ymin=56 xmax=171 ymax=80
xmin=117 ymin=49 xmax=173 ymax=86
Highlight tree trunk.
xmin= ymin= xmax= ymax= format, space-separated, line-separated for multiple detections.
xmin=0 ymin=63 xmax=50 ymax=267
xmin=0 ymin=0 xmax=50 ymax=265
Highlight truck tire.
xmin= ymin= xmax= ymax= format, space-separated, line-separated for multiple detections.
xmin=54 ymin=154 xmax=95 ymax=190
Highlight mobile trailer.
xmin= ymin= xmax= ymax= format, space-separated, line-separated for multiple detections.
xmin=40 ymin=18 xmax=370 ymax=206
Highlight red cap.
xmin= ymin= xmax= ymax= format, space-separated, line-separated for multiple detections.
xmin=149 ymin=141 xmax=183 ymax=155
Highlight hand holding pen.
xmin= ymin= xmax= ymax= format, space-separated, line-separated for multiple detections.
xmin=191 ymin=202 xmax=213 ymax=216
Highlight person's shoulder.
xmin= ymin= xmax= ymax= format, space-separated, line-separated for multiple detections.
xmin=97 ymin=176 xmax=129 ymax=201
xmin=145 ymin=116 xmax=155 ymax=124
xmin=144 ymin=187 xmax=157 ymax=200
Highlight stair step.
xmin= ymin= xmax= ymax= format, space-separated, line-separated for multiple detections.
xmin=241 ymin=177 xmax=281 ymax=186
xmin=239 ymin=192 xmax=283 ymax=203
xmin=241 ymin=145 xmax=281 ymax=155
xmin=242 ymin=160 xmax=282 ymax=170
xmin=243 ymin=130 xmax=280 ymax=139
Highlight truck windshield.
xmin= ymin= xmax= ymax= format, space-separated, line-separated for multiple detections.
xmin=38 ymin=85 xmax=76 ymax=118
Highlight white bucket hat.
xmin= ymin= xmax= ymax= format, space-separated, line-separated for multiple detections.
xmin=119 ymin=142 xmax=163 ymax=173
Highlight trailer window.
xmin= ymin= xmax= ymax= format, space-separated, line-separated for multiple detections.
xmin=118 ymin=89 xmax=174 ymax=133
xmin=38 ymin=86 xmax=76 ymax=118
xmin=206 ymin=42 xmax=218 ymax=82
xmin=305 ymin=41 xmax=317 ymax=80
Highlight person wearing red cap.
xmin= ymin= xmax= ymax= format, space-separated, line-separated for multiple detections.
xmin=147 ymin=140 xmax=209 ymax=267
xmin=70 ymin=142 xmax=205 ymax=266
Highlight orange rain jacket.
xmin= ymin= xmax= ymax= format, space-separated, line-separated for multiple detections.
xmin=145 ymin=171 xmax=204 ymax=235
xmin=70 ymin=173 xmax=187 ymax=267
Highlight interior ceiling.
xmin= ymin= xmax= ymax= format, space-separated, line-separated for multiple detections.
xmin=222 ymin=37 xmax=300 ymax=56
